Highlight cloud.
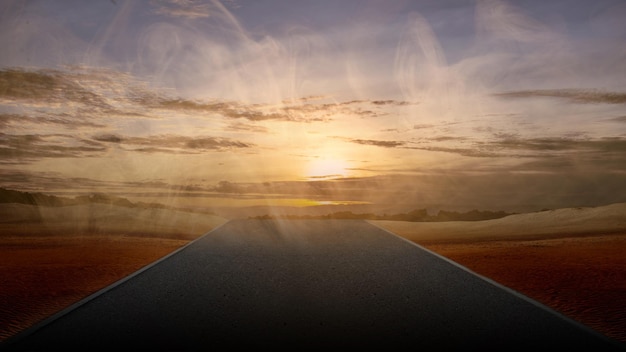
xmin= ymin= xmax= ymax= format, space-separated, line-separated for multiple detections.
xmin=0 ymin=170 xmax=108 ymax=192
xmin=0 ymin=67 xmax=166 ymax=126
xmin=491 ymin=136 xmax=580 ymax=151
xmin=0 ymin=133 xmax=105 ymax=163
xmin=0 ymin=169 xmax=216 ymax=196
xmin=0 ymin=111 xmax=108 ymax=133
xmin=226 ymin=122 xmax=269 ymax=133
xmin=292 ymin=95 xmax=329 ymax=103
xmin=0 ymin=67 xmax=404 ymax=130
xmin=513 ymin=156 xmax=626 ymax=173
xmin=609 ymin=116 xmax=626 ymax=123
xmin=494 ymin=89 xmax=626 ymax=104
xmin=150 ymin=0 xmax=212 ymax=19
xmin=36 ymin=113 xmax=107 ymax=128
xmin=370 ymin=100 xmax=412 ymax=106
xmin=185 ymin=137 xmax=249 ymax=149
xmin=400 ymin=134 xmax=626 ymax=161
xmin=0 ymin=127 xmax=254 ymax=165
xmin=210 ymin=180 xmax=243 ymax=193
xmin=93 ymin=133 xmax=252 ymax=152
xmin=154 ymin=99 xmax=301 ymax=121
xmin=350 ymin=139 xmax=405 ymax=148
xmin=153 ymin=97 xmax=396 ymax=122
xmin=93 ymin=134 xmax=124 ymax=143
xmin=0 ymin=68 xmax=110 ymax=109
xmin=413 ymin=145 xmax=499 ymax=158
xmin=427 ymin=136 xmax=467 ymax=142
xmin=491 ymin=136 xmax=626 ymax=153
xmin=0 ymin=114 xmax=16 ymax=129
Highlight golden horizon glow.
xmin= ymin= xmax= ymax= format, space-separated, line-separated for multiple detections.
xmin=305 ymin=158 xmax=350 ymax=180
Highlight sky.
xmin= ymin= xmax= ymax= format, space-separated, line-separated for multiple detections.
xmin=1 ymin=0 xmax=625 ymax=214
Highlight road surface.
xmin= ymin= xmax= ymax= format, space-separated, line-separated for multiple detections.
xmin=2 ymin=219 xmax=624 ymax=350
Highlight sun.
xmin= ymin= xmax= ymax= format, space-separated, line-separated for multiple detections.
xmin=306 ymin=158 xmax=349 ymax=180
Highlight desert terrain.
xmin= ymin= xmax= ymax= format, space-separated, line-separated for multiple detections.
xmin=371 ymin=202 xmax=626 ymax=345
xmin=0 ymin=202 xmax=227 ymax=342
xmin=1 ymin=202 xmax=625 ymax=345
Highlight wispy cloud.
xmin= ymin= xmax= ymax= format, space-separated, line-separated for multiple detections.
xmin=370 ymin=100 xmax=412 ymax=106
xmin=412 ymin=145 xmax=499 ymax=158
xmin=0 ymin=68 xmax=164 ymax=125
xmin=0 ymin=66 xmax=421 ymax=168
xmin=494 ymin=89 xmax=626 ymax=104
xmin=489 ymin=136 xmax=626 ymax=153
xmin=225 ymin=122 xmax=269 ymax=133
xmin=350 ymin=139 xmax=406 ymax=148
xmin=92 ymin=133 xmax=252 ymax=153
xmin=0 ymin=113 xmax=106 ymax=129
xmin=150 ymin=0 xmax=212 ymax=19
xmin=398 ymin=134 xmax=626 ymax=160
xmin=0 ymin=169 xmax=214 ymax=195
xmin=0 ymin=68 xmax=409 ymax=128
xmin=413 ymin=124 xmax=435 ymax=130
xmin=427 ymin=136 xmax=468 ymax=142
xmin=609 ymin=116 xmax=626 ymax=123
xmin=152 ymin=97 xmax=397 ymax=122
xmin=0 ymin=68 xmax=110 ymax=108
xmin=92 ymin=134 xmax=124 ymax=143
xmin=341 ymin=133 xmax=609 ymax=157
xmin=0 ymin=133 xmax=105 ymax=163
xmin=0 ymin=114 xmax=11 ymax=129
xmin=0 ymin=129 xmax=254 ymax=164
xmin=155 ymin=99 xmax=292 ymax=121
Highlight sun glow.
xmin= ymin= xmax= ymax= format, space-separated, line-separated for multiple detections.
xmin=306 ymin=159 xmax=350 ymax=180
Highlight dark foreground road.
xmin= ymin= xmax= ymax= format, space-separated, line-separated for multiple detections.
xmin=2 ymin=219 xmax=624 ymax=350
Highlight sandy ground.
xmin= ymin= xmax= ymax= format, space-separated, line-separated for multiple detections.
xmin=1 ymin=203 xmax=625 ymax=345
xmin=412 ymin=235 xmax=626 ymax=345
xmin=0 ymin=235 xmax=191 ymax=342
xmin=371 ymin=205 xmax=626 ymax=345
xmin=0 ymin=203 xmax=228 ymax=342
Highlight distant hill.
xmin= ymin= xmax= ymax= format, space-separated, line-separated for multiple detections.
xmin=0 ymin=188 xmax=71 ymax=207
xmin=251 ymin=208 xmax=513 ymax=222
xmin=0 ymin=187 xmax=165 ymax=209
xmin=0 ymin=188 xmax=511 ymax=221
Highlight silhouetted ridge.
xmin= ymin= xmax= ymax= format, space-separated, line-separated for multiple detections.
xmin=0 ymin=187 xmax=165 ymax=209
xmin=251 ymin=208 xmax=513 ymax=222
xmin=0 ymin=188 xmax=68 ymax=206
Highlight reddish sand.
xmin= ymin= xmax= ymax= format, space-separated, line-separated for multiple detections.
xmin=1 ymin=230 xmax=625 ymax=345
xmin=0 ymin=203 xmax=228 ymax=343
xmin=0 ymin=235 xmax=190 ymax=342
xmin=415 ymin=234 xmax=626 ymax=345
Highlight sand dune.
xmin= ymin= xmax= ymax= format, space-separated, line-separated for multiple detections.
xmin=370 ymin=202 xmax=626 ymax=243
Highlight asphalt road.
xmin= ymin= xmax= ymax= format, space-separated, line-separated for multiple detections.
xmin=2 ymin=219 xmax=624 ymax=350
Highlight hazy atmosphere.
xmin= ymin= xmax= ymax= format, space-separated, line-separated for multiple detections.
xmin=2 ymin=0 xmax=626 ymax=214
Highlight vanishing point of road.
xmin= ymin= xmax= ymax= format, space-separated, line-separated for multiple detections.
xmin=2 ymin=219 xmax=624 ymax=350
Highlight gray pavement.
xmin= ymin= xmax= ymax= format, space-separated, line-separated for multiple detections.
xmin=2 ymin=219 xmax=624 ymax=350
